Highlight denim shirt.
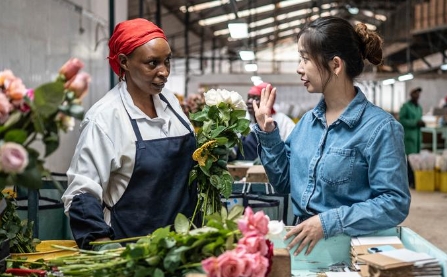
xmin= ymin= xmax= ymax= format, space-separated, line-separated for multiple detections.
xmin=254 ymin=88 xmax=411 ymax=239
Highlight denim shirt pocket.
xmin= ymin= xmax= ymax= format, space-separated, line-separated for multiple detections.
xmin=320 ymin=147 xmax=356 ymax=186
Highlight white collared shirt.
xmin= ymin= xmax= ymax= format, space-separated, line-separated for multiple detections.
xmin=62 ymin=82 xmax=193 ymax=224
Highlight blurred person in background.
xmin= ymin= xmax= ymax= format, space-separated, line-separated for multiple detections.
xmin=399 ymin=87 xmax=425 ymax=188
xmin=230 ymin=82 xmax=295 ymax=161
xmin=252 ymin=16 xmax=410 ymax=255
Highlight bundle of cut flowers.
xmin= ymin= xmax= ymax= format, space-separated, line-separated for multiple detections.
xmin=189 ymin=89 xmax=251 ymax=223
xmin=0 ymin=58 xmax=90 ymax=253
xmin=0 ymin=58 xmax=90 ymax=191
xmin=5 ymin=205 xmax=285 ymax=277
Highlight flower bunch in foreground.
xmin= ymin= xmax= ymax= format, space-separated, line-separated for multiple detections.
xmin=189 ymin=89 xmax=251 ymax=222
xmin=0 ymin=58 xmax=90 ymax=191
xmin=202 ymin=206 xmax=285 ymax=277
xmin=6 ymin=206 xmax=285 ymax=277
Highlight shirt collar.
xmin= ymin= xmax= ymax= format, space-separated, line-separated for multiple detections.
xmin=118 ymin=82 xmax=169 ymax=119
xmin=312 ymin=86 xmax=368 ymax=128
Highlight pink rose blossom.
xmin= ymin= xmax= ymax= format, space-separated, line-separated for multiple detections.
xmin=64 ymin=72 xmax=90 ymax=99
xmin=246 ymin=253 xmax=269 ymax=277
xmin=0 ymin=93 xmax=13 ymax=124
xmin=238 ymin=206 xmax=269 ymax=236
xmin=19 ymin=89 xmax=34 ymax=112
xmin=237 ymin=232 xmax=268 ymax=256
xmin=6 ymin=77 xmax=27 ymax=101
xmin=202 ymin=256 xmax=221 ymax=277
xmin=217 ymin=251 xmax=245 ymax=277
xmin=0 ymin=69 xmax=15 ymax=88
xmin=59 ymin=58 xmax=84 ymax=81
xmin=0 ymin=142 xmax=29 ymax=173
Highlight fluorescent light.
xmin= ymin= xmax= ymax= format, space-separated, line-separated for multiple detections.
xmin=239 ymin=50 xmax=255 ymax=60
xmin=228 ymin=20 xmax=248 ymax=39
xmin=382 ymin=78 xmax=395 ymax=85
xmin=440 ymin=64 xmax=447 ymax=70
xmin=245 ymin=63 xmax=258 ymax=72
xmin=348 ymin=7 xmax=359 ymax=14
xmin=398 ymin=73 xmax=414 ymax=82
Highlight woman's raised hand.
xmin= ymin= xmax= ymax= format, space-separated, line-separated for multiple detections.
xmin=253 ymin=84 xmax=276 ymax=132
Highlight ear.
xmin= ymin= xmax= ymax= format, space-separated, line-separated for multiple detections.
xmin=118 ymin=53 xmax=129 ymax=72
xmin=331 ymin=56 xmax=343 ymax=76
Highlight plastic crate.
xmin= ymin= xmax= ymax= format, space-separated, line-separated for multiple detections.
xmin=414 ymin=170 xmax=436 ymax=191
xmin=437 ymin=171 xmax=447 ymax=192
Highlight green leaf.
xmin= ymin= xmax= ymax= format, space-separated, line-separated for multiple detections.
xmin=0 ymin=111 xmax=23 ymax=134
xmin=3 ymin=129 xmax=28 ymax=144
xmin=68 ymin=104 xmax=85 ymax=120
xmin=43 ymin=132 xmax=60 ymax=157
xmin=154 ymin=268 xmax=165 ymax=277
xmin=227 ymin=205 xmax=244 ymax=221
xmin=174 ymin=213 xmax=190 ymax=234
xmin=210 ymin=125 xmax=226 ymax=138
xmin=33 ymin=81 xmax=66 ymax=118
xmin=220 ymin=171 xmax=234 ymax=199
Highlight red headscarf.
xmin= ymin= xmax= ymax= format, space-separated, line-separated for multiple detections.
xmin=108 ymin=18 xmax=167 ymax=77
xmin=248 ymin=82 xmax=276 ymax=114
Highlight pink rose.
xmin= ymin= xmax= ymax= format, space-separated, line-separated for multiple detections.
xmin=237 ymin=232 xmax=268 ymax=256
xmin=246 ymin=253 xmax=269 ymax=277
xmin=217 ymin=251 xmax=245 ymax=277
xmin=19 ymin=89 xmax=34 ymax=112
xmin=238 ymin=207 xmax=269 ymax=236
xmin=0 ymin=93 xmax=13 ymax=124
xmin=59 ymin=58 xmax=84 ymax=81
xmin=201 ymin=256 xmax=221 ymax=277
xmin=0 ymin=142 xmax=29 ymax=173
xmin=233 ymin=247 xmax=253 ymax=277
xmin=0 ymin=69 xmax=15 ymax=88
xmin=64 ymin=72 xmax=90 ymax=99
xmin=5 ymin=77 xmax=27 ymax=101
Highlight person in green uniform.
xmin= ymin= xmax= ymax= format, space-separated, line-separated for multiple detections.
xmin=399 ymin=87 xmax=425 ymax=188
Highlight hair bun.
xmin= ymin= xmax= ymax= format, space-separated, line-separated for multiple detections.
xmin=355 ymin=23 xmax=383 ymax=65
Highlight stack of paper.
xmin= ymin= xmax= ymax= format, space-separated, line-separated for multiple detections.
xmin=358 ymin=248 xmax=442 ymax=277
xmin=350 ymin=236 xmax=405 ymax=277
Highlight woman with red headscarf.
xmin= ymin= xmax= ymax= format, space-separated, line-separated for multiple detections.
xmin=62 ymin=18 xmax=198 ymax=250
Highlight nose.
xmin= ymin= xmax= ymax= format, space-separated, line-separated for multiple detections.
xmin=296 ymin=61 xmax=304 ymax=75
xmin=158 ymin=65 xmax=170 ymax=78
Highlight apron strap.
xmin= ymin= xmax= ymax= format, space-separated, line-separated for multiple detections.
xmin=127 ymin=93 xmax=194 ymax=143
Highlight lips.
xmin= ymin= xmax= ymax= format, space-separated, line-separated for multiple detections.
xmin=152 ymin=82 xmax=165 ymax=90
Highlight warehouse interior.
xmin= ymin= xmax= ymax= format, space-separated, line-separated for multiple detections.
xmin=1 ymin=0 xmax=447 ymax=270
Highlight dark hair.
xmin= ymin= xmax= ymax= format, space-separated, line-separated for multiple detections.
xmin=297 ymin=16 xmax=383 ymax=85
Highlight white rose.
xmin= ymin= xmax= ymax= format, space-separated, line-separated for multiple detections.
xmin=229 ymin=90 xmax=247 ymax=110
xmin=204 ymin=89 xmax=223 ymax=106
xmin=267 ymin=220 xmax=286 ymax=240
xmin=219 ymin=89 xmax=232 ymax=105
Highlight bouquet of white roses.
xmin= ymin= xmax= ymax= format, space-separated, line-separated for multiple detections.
xmin=189 ymin=89 xmax=251 ymax=224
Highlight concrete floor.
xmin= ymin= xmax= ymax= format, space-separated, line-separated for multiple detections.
xmin=401 ymin=189 xmax=447 ymax=253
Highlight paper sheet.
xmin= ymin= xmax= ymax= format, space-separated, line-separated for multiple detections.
xmin=351 ymin=236 xmax=402 ymax=246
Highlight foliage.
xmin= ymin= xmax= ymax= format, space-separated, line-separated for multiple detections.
xmin=5 ymin=205 xmax=247 ymax=276
xmin=0 ymin=193 xmax=40 ymax=253
xmin=0 ymin=58 xmax=90 ymax=253
xmin=0 ymin=58 xmax=90 ymax=191
xmin=189 ymin=89 xmax=250 ymax=224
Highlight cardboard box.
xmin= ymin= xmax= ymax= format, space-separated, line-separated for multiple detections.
xmin=246 ymin=165 xmax=269 ymax=183
xmin=414 ymin=170 xmax=435 ymax=191
xmin=227 ymin=163 xmax=251 ymax=181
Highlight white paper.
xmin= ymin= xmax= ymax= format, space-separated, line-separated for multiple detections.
xmin=351 ymin=236 xmax=402 ymax=246
xmin=325 ymin=273 xmax=361 ymax=277
xmin=381 ymin=248 xmax=436 ymax=262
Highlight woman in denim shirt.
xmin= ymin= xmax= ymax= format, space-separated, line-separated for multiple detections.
xmin=253 ymin=16 xmax=411 ymax=255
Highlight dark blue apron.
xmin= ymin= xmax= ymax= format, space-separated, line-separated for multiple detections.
xmin=110 ymin=94 xmax=197 ymax=239
xmin=69 ymin=94 xmax=197 ymax=248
